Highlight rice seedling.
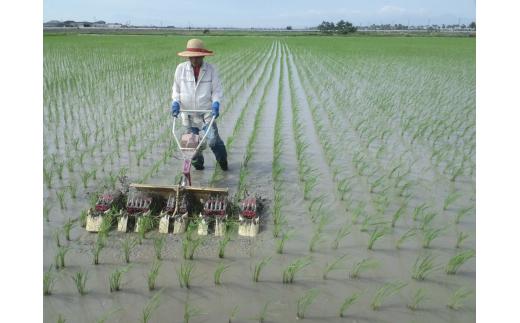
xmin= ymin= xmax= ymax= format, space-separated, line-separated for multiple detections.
xmin=177 ymin=261 xmax=195 ymax=288
xmin=141 ymin=290 xmax=163 ymax=323
xmin=68 ymin=181 xmax=77 ymax=199
xmin=62 ymin=218 xmax=75 ymax=241
xmin=153 ymin=235 xmax=165 ymax=260
xmin=322 ymin=254 xmax=348 ymax=279
xmin=183 ymin=300 xmax=204 ymax=323
xmin=252 ymin=256 xmax=272 ymax=282
xmin=228 ymin=305 xmax=239 ymax=323
xmin=276 ymin=230 xmax=293 ymax=254
xmin=57 ymin=314 xmax=65 ymax=323
xmin=43 ymin=203 xmax=52 ymax=222
xmin=412 ymin=203 xmax=428 ymax=221
xmin=43 ymin=267 xmax=56 ymax=295
xmin=43 ymin=167 xmax=53 ymax=189
xmin=182 ymin=235 xmax=204 ymax=260
xmin=338 ymin=292 xmax=362 ymax=317
xmin=456 ymin=231 xmax=470 ymax=248
xmin=296 ymin=289 xmax=320 ymax=319
xmin=331 ymin=222 xmax=351 ymax=249
xmin=55 ymin=246 xmax=69 ymax=269
xmin=447 ymin=287 xmax=472 ymax=310
xmin=445 ymin=250 xmax=476 ymax=274
xmin=147 ymin=260 xmax=161 ymax=291
xmin=367 ymin=226 xmax=389 ymax=250
xmin=109 ymin=265 xmax=131 ymax=292
xmin=81 ymin=171 xmax=91 ymax=189
xmin=95 ymin=307 xmax=122 ymax=323
xmin=121 ymin=236 xmax=138 ymax=263
xmin=443 ymin=190 xmax=461 ymax=210
xmin=309 ymin=228 xmax=326 ymax=252
xmin=92 ymin=235 xmax=105 ymax=265
xmin=396 ymin=228 xmax=417 ymax=249
xmin=56 ymin=190 xmax=66 ymax=210
xmin=371 ymin=281 xmax=407 ymax=310
xmin=350 ymin=258 xmax=380 ymax=279
xmin=53 ymin=229 xmax=61 ymax=247
xmin=422 ymin=227 xmax=444 ymax=248
xmin=71 ymin=269 xmax=88 ymax=295
xmin=411 ymin=252 xmax=439 ymax=280
xmin=455 ymin=206 xmax=473 ymax=224
xmin=214 ymin=262 xmax=231 ymax=285
xmin=407 ymin=288 xmax=428 ymax=311
xmin=137 ymin=216 xmax=155 ymax=243
xmin=218 ymin=234 xmax=231 ymax=258
xmin=254 ymin=301 xmax=271 ymax=323
xmin=420 ymin=212 xmax=437 ymax=230
xmin=391 ymin=204 xmax=407 ymax=228
xmin=282 ymin=256 xmax=312 ymax=284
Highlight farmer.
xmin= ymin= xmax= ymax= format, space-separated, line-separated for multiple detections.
xmin=171 ymin=38 xmax=228 ymax=171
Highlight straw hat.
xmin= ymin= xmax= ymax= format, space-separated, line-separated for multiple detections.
xmin=177 ymin=39 xmax=214 ymax=57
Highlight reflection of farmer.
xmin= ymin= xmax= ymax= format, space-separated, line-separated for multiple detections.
xmin=171 ymin=39 xmax=228 ymax=171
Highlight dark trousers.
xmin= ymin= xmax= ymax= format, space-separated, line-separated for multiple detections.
xmin=186 ymin=122 xmax=227 ymax=168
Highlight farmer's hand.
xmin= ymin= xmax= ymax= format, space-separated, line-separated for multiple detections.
xmin=171 ymin=101 xmax=180 ymax=117
xmin=212 ymin=101 xmax=220 ymax=119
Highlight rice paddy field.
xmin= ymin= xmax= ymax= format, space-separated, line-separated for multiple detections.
xmin=43 ymin=34 xmax=475 ymax=323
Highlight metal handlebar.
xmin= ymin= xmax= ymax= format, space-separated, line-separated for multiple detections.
xmin=172 ymin=113 xmax=216 ymax=159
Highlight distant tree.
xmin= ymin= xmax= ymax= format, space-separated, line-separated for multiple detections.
xmin=317 ymin=21 xmax=335 ymax=32
xmin=318 ymin=20 xmax=356 ymax=34
xmin=286 ymin=26 xmax=292 ymax=30
xmin=203 ymin=29 xmax=210 ymax=34
xmin=469 ymin=21 xmax=476 ymax=29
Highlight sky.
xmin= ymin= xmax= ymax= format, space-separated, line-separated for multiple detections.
xmin=43 ymin=0 xmax=476 ymax=27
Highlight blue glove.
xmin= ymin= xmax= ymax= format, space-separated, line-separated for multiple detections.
xmin=212 ymin=101 xmax=220 ymax=119
xmin=171 ymin=101 xmax=180 ymax=117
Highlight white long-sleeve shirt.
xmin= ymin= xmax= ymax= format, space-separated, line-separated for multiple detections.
xmin=171 ymin=61 xmax=223 ymax=126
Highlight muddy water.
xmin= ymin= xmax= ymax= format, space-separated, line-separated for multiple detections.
xmin=44 ymin=39 xmax=475 ymax=323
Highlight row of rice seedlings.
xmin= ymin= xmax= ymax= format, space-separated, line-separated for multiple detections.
xmin=72 ymin=269 xmax=88 ymax=295
xmin=350 ymin=258 xmax=380 ymax=279
xmin=282 ymin=256 xmax=311 ymax=284
xmin=296 ymin=289 xmax=320 ymax=319
xmin=177 ymin=261 xmax=195 ymax=289
xmin=338 ymin=292 xmax=362 ymax=317
xmin=252 ymin=256 xmax=272 ymax=282
xmin=371 ymin=281 xmax=407 ymax=310
xmin=445 ymin=250 xmax=475 ymax=274
xmin=109 ymin=265 xmax=131 ymax=292
xmin=214 ymin=262 xmax=231 ymax=285
xmin=147 ymin=260 xmax=161 ymax=291
xmin=322 ymin=254 xmax=348 ymax=279
xmin=236 ymin=45 xmax=279 ymax=197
